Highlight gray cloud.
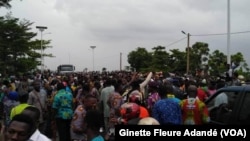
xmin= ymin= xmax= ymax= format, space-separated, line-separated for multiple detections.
xmin=0 ymin=0 xmax=249 ymax=71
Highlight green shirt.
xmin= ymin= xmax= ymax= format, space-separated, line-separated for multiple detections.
xmin=52 ymin=89 xmax=73 ymax=119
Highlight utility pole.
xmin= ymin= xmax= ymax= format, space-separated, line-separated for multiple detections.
xmin=120 ymin=52 xmax=122 ymax=71
xmin=182 ymin=31 xmax=190 ymax=74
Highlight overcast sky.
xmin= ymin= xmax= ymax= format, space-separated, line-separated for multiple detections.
xmin=1 ymin=0 xmax=250 ymax=72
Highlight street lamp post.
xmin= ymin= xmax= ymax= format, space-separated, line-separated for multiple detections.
xmin=182 ymin=31 xmax=190 ymax=74
xmin=90 ymin=46 xmax=96 ymax=71
xmin=41 ymin=32 xmax=51 ymax=73
xmin=227 ymin=0 xmax=231 ymax=68
xmin=36 ymin=26 xmax=47 ymax=74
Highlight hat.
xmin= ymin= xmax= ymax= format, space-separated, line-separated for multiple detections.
xmin=8 ymin=91 xmax=18 ymax=100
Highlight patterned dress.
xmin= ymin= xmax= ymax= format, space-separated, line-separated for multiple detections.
xmin=147 ymin=92 xmax=161 ymax=111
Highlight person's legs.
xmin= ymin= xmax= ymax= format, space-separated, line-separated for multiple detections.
xmin=56 ymin=118 xmax=71 ymax=141
xmin=44 ymin=117 xmax=53 ymax=138
xmin=104 ymin=117 xmax=109 ymax=133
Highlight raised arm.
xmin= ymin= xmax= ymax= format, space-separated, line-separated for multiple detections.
xmin=140 ymin=72 xmax=152 ymax=89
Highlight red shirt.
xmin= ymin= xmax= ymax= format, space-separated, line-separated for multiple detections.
xmin=197 ymin=88 xmax=207 ymax=102
xmin=139 ymin=106 xmax=149 ymax=118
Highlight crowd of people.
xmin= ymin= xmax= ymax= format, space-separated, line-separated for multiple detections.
xmin=0 ymin=70 xmax=245 ymax=141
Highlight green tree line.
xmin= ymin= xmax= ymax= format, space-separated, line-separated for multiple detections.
xmin=127 ymin=43 xmax=250 ymax=79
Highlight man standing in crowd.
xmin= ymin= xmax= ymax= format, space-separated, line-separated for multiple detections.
xmin=100 ymin=78 xmax=114 ymax=133
xmin=152 ymin=83 xmax=182 ymax=125
xmin=52 ymin=82 xmax=74 ymax=141
xmin=27 ymin=79 xmax=47 ymax=134
xmin=180 ymin=85 xmax=210 ymax=125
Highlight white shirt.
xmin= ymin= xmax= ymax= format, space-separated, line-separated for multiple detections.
xmin=28 ymin=129 xmax=51 ymax=141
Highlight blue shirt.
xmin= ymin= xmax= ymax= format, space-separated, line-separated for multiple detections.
xmin=152 ymin=98 xmax=182 ymax=125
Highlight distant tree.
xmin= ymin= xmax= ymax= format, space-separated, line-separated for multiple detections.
xmin=150 ymin=46 xmax=169 ymax=72
xmin=208 ymin=50 xmax=227 ymax=76
xmin=190 ymin=42 xmax=210 ymax=75
xmin=126 ymin=43 xmax=249 ymax=76
xmin=231 ymin=52 xmax=249 ymax=72
xmin=127 ymin=47 xmax=152 ymax=72
xmin=208 ymin=50 xmax=249 ymax=76
xmin=168 ymin=49 xmax=186 ymax=74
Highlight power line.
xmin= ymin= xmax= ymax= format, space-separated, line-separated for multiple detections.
xmin=192 ymin=30 xmax=250 ymax=36
xmin=165 ymin=37 xmax=187 ymax=48
xmin=165 ymin=30 xmax=250 ymax=48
